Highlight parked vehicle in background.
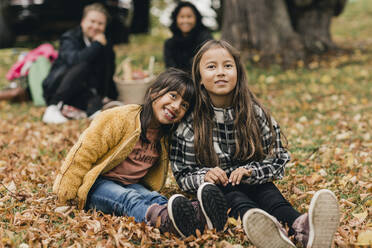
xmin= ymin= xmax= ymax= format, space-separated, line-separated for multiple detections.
xmin=0 ymin=0 xmax=130 ymax=48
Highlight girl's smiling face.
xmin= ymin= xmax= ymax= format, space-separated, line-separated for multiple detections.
xmin=199 ymin=47 xmax=238 ymax=107
xmin=150 ymin=90 xmax=190 ymax=127
xmin=176 ymin=6 xmax=197 ymax=35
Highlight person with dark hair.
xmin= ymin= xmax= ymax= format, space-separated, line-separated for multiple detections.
xmin=42 ymin=3 xmax=118 ymax=124
xmin=170 ymin=40 xmax=340 ymax=247
xmin=164 ymin=1 xmax=213 ymax=72
xmin=52 ymin=68 xmax=227 ymax=238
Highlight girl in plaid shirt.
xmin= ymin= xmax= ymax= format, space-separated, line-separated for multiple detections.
xmin=170 ymin=40 xmax=340 ymax=247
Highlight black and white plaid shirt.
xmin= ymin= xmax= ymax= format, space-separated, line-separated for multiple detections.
xmin=170 ymin=105 xmax=290 ymax=193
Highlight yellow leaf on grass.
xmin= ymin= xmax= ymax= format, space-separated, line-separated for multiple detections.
xmin=320 ymin=75 xmax=332 ymax=84
xmin=356 ymin=229 xmax=372 ymax=245
xmin=352 ymin=211 xmax=368 ymax=222
xmin=350 ymin=97 xmax=358 ymax=104
xmin=345 ymin=153 xmax=355 ymax=169
xmin=227 ymin=217 xmax=239 ymax=227
xmin=253 ymin=55 xmax=260 ymax=62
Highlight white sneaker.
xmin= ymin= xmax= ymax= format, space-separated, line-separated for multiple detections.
xmin=307 ymin=189 xmax=340 ymax=248
xmin=42 ymin=105 xmax=68 ymax=124
xmin=243 ymin=208 xmax=296 ymax=248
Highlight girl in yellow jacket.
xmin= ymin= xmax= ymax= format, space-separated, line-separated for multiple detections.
xmin=52 ymin=68 xmax=228 ymax=237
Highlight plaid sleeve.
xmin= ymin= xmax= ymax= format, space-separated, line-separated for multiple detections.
xmin=170 ymin=120 xmax=211 ymax=193
xmin=241 ymin=106 xmax=290 ymax=184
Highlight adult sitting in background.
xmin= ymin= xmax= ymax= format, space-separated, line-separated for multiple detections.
xmin=42 ymin=3 xmax=118 ymax=124
xmin=164 ymin=1 xmax=213 ymax=72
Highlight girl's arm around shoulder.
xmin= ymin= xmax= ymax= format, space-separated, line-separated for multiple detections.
xmin=241 ymin=105 xmax=290 ymax=184
xmin=53 ymin=106 xmax=137 ymax=204
xmin=169 ymin=117 xmax=212 ymax=193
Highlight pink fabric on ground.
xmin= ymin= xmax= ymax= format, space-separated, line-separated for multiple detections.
xmin=6 ymin=43 xmax=58 ymax=81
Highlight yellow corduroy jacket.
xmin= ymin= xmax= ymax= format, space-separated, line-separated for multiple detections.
xmin=53 ymin=104 xmax=169 ymax=209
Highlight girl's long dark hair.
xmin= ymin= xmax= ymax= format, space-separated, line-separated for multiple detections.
xmin=140 ymin=68 xmax=195 ymax=143
xmin=191 ymin=40 xmax=279 ymax=167
xmin=169 ymin=1 xmax=207 ymax=36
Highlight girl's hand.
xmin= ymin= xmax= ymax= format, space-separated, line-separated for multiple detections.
xmin=229 ymin=168 xmax=252 ymax=186
xmin=205 ymin=167 xmax=229 ymax=186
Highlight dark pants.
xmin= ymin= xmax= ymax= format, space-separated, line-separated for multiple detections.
xmin=48 ymin=62 xmax=104 ymax=115
xmin=220 ymin=182 xmax=301 ymax=235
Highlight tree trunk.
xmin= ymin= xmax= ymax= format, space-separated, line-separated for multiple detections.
xmin=130 ymin=0 xmax=151 ymax=34
xmin=221 ymin=0 xmax=347 ymax=66
xmin=221 ymin=0 xmax=305 ymax=66
xmin=212 ymin=0 xmax=224 ymax=30
xmin=0 ymin=1 xmax=15 ymax=48
xmin=286 ymin=0 xmax=348 ymax=53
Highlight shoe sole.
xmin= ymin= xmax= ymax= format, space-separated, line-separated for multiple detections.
xmin=243 ymin=208 xmax=296 ymax=248
xmin=197 ymin=182 xmax=228 ymax=231
xmin=307 ymin=189 xmax=340 ymax=248
xmin=168 ymin=194 xmax=197 ymax=238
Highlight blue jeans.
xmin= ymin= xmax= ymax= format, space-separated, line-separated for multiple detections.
xmin=85 ymin=177 xmax=168 ymax=223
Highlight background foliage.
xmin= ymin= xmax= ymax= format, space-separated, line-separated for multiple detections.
xmin=0 ymin=0 xmax=371 ymax=247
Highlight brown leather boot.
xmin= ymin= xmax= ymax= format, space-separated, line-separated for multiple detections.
xmin=145 ymin=194 xmax=198 ymax=238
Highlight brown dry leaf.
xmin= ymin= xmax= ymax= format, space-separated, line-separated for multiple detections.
xmin=87 ymin=219 xmax=102 ymax=234
xmin=305 ymin=173 xmax=323 ymax=185
xmin=1 ymin=9 xmax=372 ymax=245
xmin=352 ymin=211 xmax=368 ymax=222
xmin=292 ymin=186 xmax=304 ymax=195
xmin=345 ymin=152 xmax=356 ymax=169
xmin=349 ymin=211 xmax=369 ymax=227
xmin=5 ymin=180 xmax=17 ymax=192
xmin=340 ymin=198 xmax=357 ymax=208
xmin=217 ymin=240 xmax=234 ymax=248
xmin=55 ymin=206 xmax=70 ymax=214
xmin=360 ymin=194 xmax=371 ymax=201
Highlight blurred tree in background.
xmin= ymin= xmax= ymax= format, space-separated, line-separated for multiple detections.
xmin=221 ymin=0 xmax=348 ymax=66
xmin=130 ymin=0 xmax=151 ymax=34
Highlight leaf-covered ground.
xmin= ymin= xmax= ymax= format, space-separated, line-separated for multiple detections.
xmin=0 ymin=1 xmax=371 ymax=247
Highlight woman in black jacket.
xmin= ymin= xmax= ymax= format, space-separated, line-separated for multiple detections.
xmin=164 ymin=1 xmax=213 ymax=73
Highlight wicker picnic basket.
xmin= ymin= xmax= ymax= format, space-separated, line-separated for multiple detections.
xmin=114 ymin=56 xmax=156 ymax=104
